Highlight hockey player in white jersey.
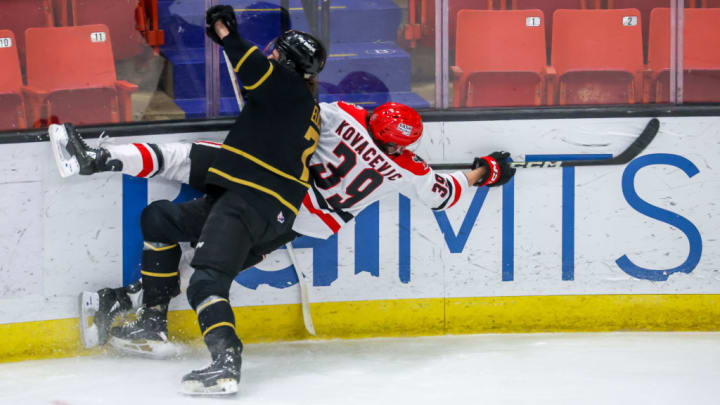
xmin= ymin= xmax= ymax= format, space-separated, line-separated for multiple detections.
xmin=294 ymin=101 xmax=513 ymax=238
xmin=50 ymin=101 xmax=515 ymax=356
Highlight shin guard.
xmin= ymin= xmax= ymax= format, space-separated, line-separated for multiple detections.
xmin=141 ymin=242 xmax=181 ymax=306
xmin=196 ymin=296 xmax=241 ymax=354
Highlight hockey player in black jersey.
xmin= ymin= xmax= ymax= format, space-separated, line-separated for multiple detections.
xmin=174 ymin=7 xmax=325 ymax=394
xmin=54 ymin=5 xmax=327 ymax=396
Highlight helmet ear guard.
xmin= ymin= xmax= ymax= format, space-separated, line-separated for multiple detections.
xmin=275 ymin=52 xmax=298 ymax=75
xmin=368 ymin=103 xmax=423 ymax=152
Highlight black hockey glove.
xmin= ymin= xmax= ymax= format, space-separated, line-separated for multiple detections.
xmin=205 ymin=5 xmax=238 ymax=45
xmin=472 ymin=151 xmax=516 ymax=187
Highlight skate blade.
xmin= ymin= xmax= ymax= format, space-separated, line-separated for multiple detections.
xmin=108 ymin=336 xmax=184 ymax=359
xmin=79 ymin=291 xmax=100 ymax=349
xmin=48 ymin=123 xmax=79 ymax=178
xmin=181 ymin=379 xmax=238 ymax=396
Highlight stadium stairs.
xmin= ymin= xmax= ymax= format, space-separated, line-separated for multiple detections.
xmin=158 ymin=0 xmax=430 ymax=118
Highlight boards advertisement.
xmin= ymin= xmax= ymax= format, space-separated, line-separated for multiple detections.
xmin=1 ymin=117 xmax=718 ymax=360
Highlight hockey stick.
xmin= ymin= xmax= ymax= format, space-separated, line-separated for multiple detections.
xmin=431 ymin=118 xmax=660 ymax=171
xmin=222 ymin=50 xmax=244 ymax=112
xmin=286 ymin=242 xmax=317 ymax=336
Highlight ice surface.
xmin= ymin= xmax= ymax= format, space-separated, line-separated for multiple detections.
xmin=0 ymin=332 xmax=718 ymax=405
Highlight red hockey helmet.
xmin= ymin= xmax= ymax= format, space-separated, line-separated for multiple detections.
xmin=368 ymin=102 xmax=423 ymax=152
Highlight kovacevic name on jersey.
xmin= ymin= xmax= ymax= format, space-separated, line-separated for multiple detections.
xmin=292 ymin=101 xmax=470 ymax=239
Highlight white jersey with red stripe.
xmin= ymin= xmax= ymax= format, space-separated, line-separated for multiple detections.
xmin=292 ymin=101 xmax=470 ymax=239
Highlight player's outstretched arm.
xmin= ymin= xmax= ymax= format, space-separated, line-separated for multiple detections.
xmin=404 ymin=150 xmax=517 ymax=213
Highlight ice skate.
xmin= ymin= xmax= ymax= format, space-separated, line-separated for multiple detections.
xmin=79 ymin=281 xmax=142 ymax=349
xmin=48 ymin=123 xmax=122 ymax=177
xmin=108 ymin=304 xmax=181 ymax=359
xmin=181 ymin=345 xmax=242 ymax=396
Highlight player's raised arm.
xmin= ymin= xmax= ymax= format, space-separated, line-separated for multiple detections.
xmin=206 ymin=5 xmax=272 ymax=92
xmin=206 ymin=5 xmax=326 ymax=97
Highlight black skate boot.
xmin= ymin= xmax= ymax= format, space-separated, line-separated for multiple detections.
xmin=108 ymin=304 xmax=180 ymax=358
xmin=79 ymin=280 xmax=142 ymax=348
xmin=181 ymin=332 xmax=243 ymax=396
xmin=48 ymin=123 xmax=122 ymax=177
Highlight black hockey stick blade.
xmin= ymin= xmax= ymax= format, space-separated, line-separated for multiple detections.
xmin=560 ymin=117 xmax=659 ymax=167
xmin=430 ymin=118 xmax=660 ymax=171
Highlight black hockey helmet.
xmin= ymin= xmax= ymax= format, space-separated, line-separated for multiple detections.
xmin=271 ymin=30 xmax=327 ymax=79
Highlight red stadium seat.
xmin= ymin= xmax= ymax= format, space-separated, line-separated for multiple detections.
xmin=647 ymin=8 xmax=720 ymax=103
xmin=70 ymin=0 xmax=146 ymax=59
xmin=609 ymin=0 xmax=697 ymax=8
xmin=56 ymin=0 xmax=163 ymax=54
xmin=700 ymin=0 xmax=720 ymax=6
xmin=551 ymin=9 xmax=647 ymax=105
xmin=0 ymin=31 xmax=28 ymax=130
xmin=607 ymin=1 xmax=696 ymax=62
xmin=404 ymin=0 xmax=494 ymax=49
xmin=403 ymin=0 xmax=601 ymax=49
xmin=0 ymin=0 xmax=54 ymax=66
xmin=511 ymin=0 xmax=598 ymax=63
xmin=452 ymin=10 xmax=551 ymax=107
xmin=23 ymin=25 xmax=138 ymax=127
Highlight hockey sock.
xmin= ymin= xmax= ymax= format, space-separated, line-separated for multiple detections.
xmin=141 ymin=242 xmax=181 ymax=307
xmin=104 ymin=143 xmax=164 ymax=178
xmin=196 ymin=295 xmax=242 ymax=355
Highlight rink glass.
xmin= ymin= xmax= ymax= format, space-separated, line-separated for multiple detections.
xmin=0 ymin=0 xmax=715 ymax=133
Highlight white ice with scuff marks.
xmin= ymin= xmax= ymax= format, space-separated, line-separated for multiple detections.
xmin=0 ymin=332 xmax=718 ymax=405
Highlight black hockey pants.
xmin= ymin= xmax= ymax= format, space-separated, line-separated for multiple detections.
xmin=140 ymin=190 xmax=299 ymax=307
